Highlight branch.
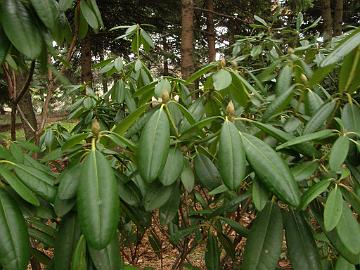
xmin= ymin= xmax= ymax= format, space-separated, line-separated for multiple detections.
xmin=14 ymin=60 xmax=36 ymax=105
xmin=194 ymin=6 xmax=244 ymax=21
xmin=38 ymin=0 xmax=81 ymax=134
xmin=17 ymin=105 xmax=36 ymax=132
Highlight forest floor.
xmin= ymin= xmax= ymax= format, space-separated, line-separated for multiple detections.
xmin=0 ymin=113 xmax=75 ymax=139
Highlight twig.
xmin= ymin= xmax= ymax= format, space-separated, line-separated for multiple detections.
xmin=16 ymin=105 xmax=36 ymax=132
xmin=10 ymin=61 xmax=36 ymax=140
xmin=38 ymin=0 xmax=81 ymax=137
xmin=194 ymin=6 xmax=244 ymax=21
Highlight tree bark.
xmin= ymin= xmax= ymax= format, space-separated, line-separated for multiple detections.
xmin=80 ymin=35 xmax=93 ymax=86
xmin=99 ymin=51 xmax=108 ymax=93
xmin=205 ymin=0 xmax=216 ymax=62
xmin=333 ymin=0 xmax=344 ymax=36
xmin=163 ymin=36 xmax=169 ymax=76
xmin=17 ymin=80 xmax=37 ymax=140
xmin=321 ymin=0 xmax=333 ymax=41
xmin=181 ymin=0 xmax=194 ymax=79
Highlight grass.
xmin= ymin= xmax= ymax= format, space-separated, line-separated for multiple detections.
xmin=0 ymin=114 xmax=22 ymax=125
xmin=0 ymin=120 xmax=77 ymax=140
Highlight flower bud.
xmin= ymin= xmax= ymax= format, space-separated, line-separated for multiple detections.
xmin=91 ymin=118 xmax=101 ymax=137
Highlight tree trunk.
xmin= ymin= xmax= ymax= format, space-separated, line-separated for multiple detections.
xmin=163 ymin=36 xmax=169 ymax=76
xmin=181 ymin=0 xmax=194 ymax=79
xmin=333 ymin=0 xmax=344 ymax=36
xmin=321 ymin=0 xmax=333 ymax=41
xmin=205 ymin=0 xmax=216 ymax=62
xmin=99 ymin=51 xmax=108 ymax=93
xmin=17 ymin=90 xmax=37 ymax=140
xmin=80 ymin=36 xmax=93 ymax=87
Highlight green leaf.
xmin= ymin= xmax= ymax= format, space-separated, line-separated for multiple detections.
xmin=28 ymin=228 xmax=55 ymax=247
xmin=252 ymin=121 xmax=318 ymax=157
xmin=144 ymin=183 xmax=173 ymax=211
xmin=0 ymin=0 xmax=43 ymax=58
xmin=242 ymin=202 xmax=283 ymax=270
xmin=291 ymin=161 xmax=319 ymax=182
xmin=140 ymin=29 xmax=154 ymax=49
xmin=186 ymin=63 xmax=216 ymax=83
xmin=0 ymin=25 xmax=10 ymax=64
xmin=0 ymin=189 xmax=30 ymax=270
xmin=285 ymin=210 xmax=322 ymax=270
xmin=88 ymin=0 xmax=104 ymax=29
xmin=159 ymin=148 xmax=184 ymax=186
xmin=54 ymin=197 xmax=76 ymax=218
xmin=262 ymin=86 xmax=294 ymax=121
xmin=30 ymin=0 xmax=58 ymax=32
xmin=118 ymin=180 xmax=141 ymax=206
xmin=329 ymin=136 xmax=350 ymax=172
xmin=339 ymin=47 xmax=360 ymax=93
xmin=154 ymin=79 xmax=171 ymax=98
xmin=77 ymin=149 xmax=119 ymax=249
xmin=205 ymin=233 xmax=220 ymax=270
xmin=219 ymin=217 xmax=249 ymax=236
xmin=299 ymin=179 xmax=331 ymax=210
xmin=241 ymin=133 xmax=301 ymax=207
xmin=229 ymin=72 xmax=250 ymax=106
xmin=80 ymin=0 xmax=99 ymax=30
xmin=148 ymin=232 xmax=162 ymax=259
xmin=254 ymin=15 xmax=268 ymax=26
xmin=194 ymin=154 xmax=222 ymax=190
xmin=57 ymin=165 xmax=81 ymax=200
xmin=276 ymin=64 xmax=292 ymax=95
xmin=53 ymin=213 xmax=81 ymax=270
xmin=218 ymin=120 xmax=246 ymax=190
xmin=112 ymin=104 xmax=149 ymax=136
xmin=312 ymin=205 xmax=360 ymax=264
xmin=335 ymin=202 xmax=360 ymax=254
xmin=213 ymin=69 xmax=232 ymax=90
xmin=335 ymin=256 xmax=356 ymax=270
xmin=114 ymin=57 xmax=123 ymax=71
xmin=304 ymin=90 xmax=324 ymax=116
xmin=342 ymin=103 xmax=360 ymax=134
xmin=59 ymin=0 xmax=74 ymax=11
xmin=321 ymin=30 xmax=360 ymax=67
xmin=324 ymin=186 xmax=344 ymax=231
xmin=252 ymin=179 xmax=270 ymax=211
xmin=160 ymin=185 xmax=180 ymax=225
xmin=138 ymin=107 xmax=170 ymax=183
xmin=72 ymin=235 xmax=87 ymax=270
xmin=14 ymin=165 xmax=56 ymax=202
xmin=308 ymin=64 xmax=336 ymax=87
xmin=277 ymin=129 xmax=335 ymax=150
xmin=88 ymin=235 xmax=121 ymax=270
xmin=180 ymin=160 xmax=195 ymax=193
xmin=0 ymin=167 xmax=39 ymax=206
xmin=303 ymin=100 xmax=336 ymax=134
xmin=61 ymin=133 xmax=88 ymax=150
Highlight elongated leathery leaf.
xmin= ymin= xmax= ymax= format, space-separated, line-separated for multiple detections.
xmin=159 ymin=148 xmax=184 ymax=186
xmin=194 ymin=154 xmax=222 ymax=190
xmin=88 ymin=235 xmax=121 ymax=270
xmin=218 ymin=120 xmax=246 ymax=190
xmin=138 ymin=107 xmax=170 ymax=183
xmin=242 ymin=202 xmax=283 ymax=270
xmin=205 ymin=233 xmax=220 ymax=270
xmin=324 ymin=186 xmax=343 ymax=232
xmin=335 ymin=202 xmax=360 ymax=255
xmin=0 ymin=189 xmax=30 ymax=270
xmin=53 ymin=213 xmax=81 ymax=270
xmin=241 ymin=133 xmax=301 ymax=207
xmin=285 ymin=210 xmax=322 ymax=270
xmin=77 ymin=149 xmax=119 ymax=249
xmin=0 ymin=0 xmax=43 ymax=58
xmin=303 ymin=100 xmax=336 ymax=134
xmin=329 ymin=136 xmax=350 ymax=172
